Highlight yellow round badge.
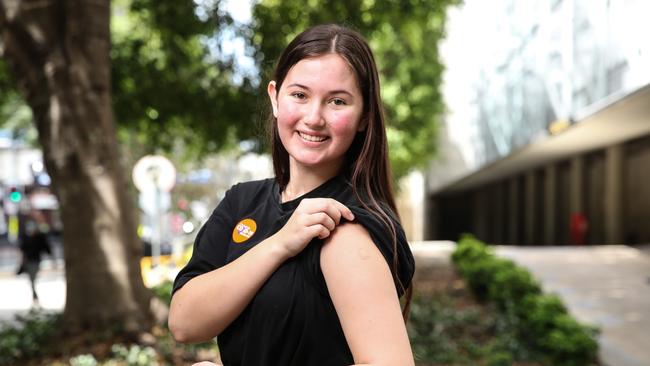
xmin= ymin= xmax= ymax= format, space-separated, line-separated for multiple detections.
xmin=232 ymin=218 xmax=257 ymax=243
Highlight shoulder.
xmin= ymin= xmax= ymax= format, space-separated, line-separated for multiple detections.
xmin=218 ymin=178 xmax=275 ymax=212
xmin=320 ymin=223 xmax=388 ymax=275
xmin=324 ymin=206 xmax=414 ymax=296
xmin=322 ymin=222 xmax=372 ymax=251
xmin=228 ymin=177 xmax=275 ymax=197
xmin=322 ymin=176 xmax=415 ymax=295
xmin=319 ymin=223 xmax=397 ymax=316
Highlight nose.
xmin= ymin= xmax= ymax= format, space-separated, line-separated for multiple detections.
xmin=303 ymin=101 xmax=325 ymax=128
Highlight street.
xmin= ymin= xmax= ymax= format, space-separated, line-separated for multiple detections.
xmin=0 ymin=241 xmax=65 ymax=324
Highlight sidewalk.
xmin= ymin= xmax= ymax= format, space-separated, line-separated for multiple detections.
xmin=494 ymin=245 xmax=650 ymax=366
xmin=0 ymin=242 xmax=66 ymax=325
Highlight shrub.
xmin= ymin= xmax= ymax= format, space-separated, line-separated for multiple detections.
xmin=408 ymin=293 xmax=490 ymax=364
xmin=151 ymin=279 xmax=174 ymax=306
xmin=451 ymin=233 xmax=491 ymax=264
xmin=69 ymin=344 xmax=159 ymax=366
xmin=489 ymin=263 xmax=541 ymax=309
xmin=538 ymin=314 xmax=599 ymax=366
xmin=452 ymin=235 xmax=599 ymax=366
xmin=150 ymin=280 xmax=220 ymax=362
xmin=110 ymin=344 xmax=158 ymax=366
xmin=520 ymin=294 xmax=567 ymax=336
xmin=0 ymin=308 xmax=60 ymax=365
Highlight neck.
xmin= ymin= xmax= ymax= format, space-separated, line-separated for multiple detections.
xmin=282 ymin=158 xmax=342 ymax=201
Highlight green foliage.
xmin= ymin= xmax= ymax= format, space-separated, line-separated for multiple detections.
xmin=69 ymin=344 xmax=158 ymax=366
xmin=0 ymin=59 xmax=39 ymax=146
xmin=0 ymin=59 xmax=15 ymax=102
xmin=452 ymin=234 xmax=542 ymax=306
xmin=452 ymin=235 xmax=600 ymax=366
xmin=0 ymin=307 xmax=219 ymax=365
xmin=408 ymin=293 xmax=484 ymax=363
xmin=0 ymin=92 xmax=37 ymax=145
xmin=110 ymin=344 xmax=158 ymax=366
xmin=540 ymin=315 xmax=599 ymax=366
xmin=110 ymin=0 xmax=258 ymax=162
xmin=69 ymin=354 xmax=99 ymax=366
xmin=489 ymin=261 xmax=541 ymax=309
xmin=151 ymin=279 xmax=174 ymax=306
xmin=451 ymin=233 xmax=491 ymax=263
xmin=0 ymin=309 xmax=60 ymax=365
xmin=451 ymin=234 xmax=499 ymax=300
xmin=251 ymin=0 xmax=461 ymax=179
xmin=150 ymin=279 xmax=220 ymax=361
xmin=4 ymin=1 xmax=460 ymax=178
xmin=407 ymin=292 xmax=541 ymax=364
xmin=520 ymin=295 xmax=599 ymax=366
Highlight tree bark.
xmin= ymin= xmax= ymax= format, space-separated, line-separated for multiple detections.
xmin=0 ymin=0 xmax=153 ymax=333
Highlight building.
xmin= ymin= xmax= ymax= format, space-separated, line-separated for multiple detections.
xmin=427 ymin=0 xmax=650 ymax=245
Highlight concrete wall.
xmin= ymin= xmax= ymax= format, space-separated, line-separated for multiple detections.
xmin=427 ymin=135 xmax=650 ymax=245
xmin=624 ymin=135 xmax=650 ymax=243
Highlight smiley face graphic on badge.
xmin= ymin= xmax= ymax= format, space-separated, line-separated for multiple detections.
xmin=232 ymin=218 xmax=257 ymax=243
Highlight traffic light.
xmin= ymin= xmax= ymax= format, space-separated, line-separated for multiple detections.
xmin=8 ymin=187 xmax=22 ymax=203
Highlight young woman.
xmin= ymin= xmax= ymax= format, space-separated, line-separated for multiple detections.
xmin=169 ymin=24 xmax=415 ymax=366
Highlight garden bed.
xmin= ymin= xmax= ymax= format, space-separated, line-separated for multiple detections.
xmin=409 ymin=249 xmax=545 ymax=366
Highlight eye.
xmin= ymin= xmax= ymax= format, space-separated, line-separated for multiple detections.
xmin=330 ymin=98 xmax=347 ymax=106
xmin=291 ymin=92 xmax=306 ymax=99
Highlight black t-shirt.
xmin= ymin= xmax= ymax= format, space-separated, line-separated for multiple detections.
xmin=172 ymin=175 xmax=415 ymax=366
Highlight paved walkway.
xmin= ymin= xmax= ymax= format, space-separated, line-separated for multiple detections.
xmin=495 ymin=245 xmax=650 ymax=366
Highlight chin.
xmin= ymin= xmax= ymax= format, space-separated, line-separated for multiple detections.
xmin=295 ymin=158 xmax=327 ymax=167
xmin=292 ymin=155 xmax=339 ymax=169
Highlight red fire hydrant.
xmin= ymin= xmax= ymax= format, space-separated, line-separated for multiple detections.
xmin=570 ymin=212 xmax=588 ymax=245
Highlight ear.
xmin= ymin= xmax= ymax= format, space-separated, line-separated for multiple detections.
xmin=267 ymin=81 xmax=279 ymax=118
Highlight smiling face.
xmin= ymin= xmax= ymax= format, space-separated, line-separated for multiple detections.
xmin=268 ymin=53 xmax=365 ymax=176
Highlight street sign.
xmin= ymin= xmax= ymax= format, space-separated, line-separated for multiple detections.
xmin=132 ymin=155 xmax=176 ymax=193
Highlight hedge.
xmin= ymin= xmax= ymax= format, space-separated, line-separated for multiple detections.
xmin=451 ymin=234 xmax=599 ymax=366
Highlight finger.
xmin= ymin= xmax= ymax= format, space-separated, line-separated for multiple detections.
xmin=303 ymin=199 xmax=341 ymax=225
xmin=302 ymin=212 xmax=336 ymax=232
xmin=311 ymin=212 xmax=336 ymax=231
xmin=313 ymin=224 xmax=331 ymax=239
xmin=327 ymin=198 xmax=354 ymax=221
xmin=304 ymin=224 xmax=330 ymax=240
xmin=302 ymin=198 xmax=354 ymax=222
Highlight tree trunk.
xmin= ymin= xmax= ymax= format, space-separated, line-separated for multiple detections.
xmin=0 ymin=0 xmax=153 ymax=333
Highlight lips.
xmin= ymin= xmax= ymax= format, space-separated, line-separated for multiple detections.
xmin=298 ymin=131 xmax=328 ymax=142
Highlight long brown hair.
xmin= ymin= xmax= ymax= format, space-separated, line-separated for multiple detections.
xmin=267 ymin=24 xmax=412 ymax=320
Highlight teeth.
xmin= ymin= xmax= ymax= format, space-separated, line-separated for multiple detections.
xmin=299 ymin=132 xmax=327 ymax=142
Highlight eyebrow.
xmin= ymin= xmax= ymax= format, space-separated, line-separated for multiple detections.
xmin=286 ymin=83 xmax=354 ymax=97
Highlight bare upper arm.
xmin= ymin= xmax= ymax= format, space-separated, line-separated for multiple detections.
xmin=320 ymin=222 xmax=414 ymax=365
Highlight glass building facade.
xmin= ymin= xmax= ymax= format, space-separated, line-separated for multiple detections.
xmin=442 ymin=0 xmax=650 ymax=170
xmin=429 ymin=0 xmax=650 ymax=247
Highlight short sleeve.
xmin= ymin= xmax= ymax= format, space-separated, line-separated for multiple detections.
xmin=172 ymin=185 xmax=238 ymax=295
xmin=347 ymin=206 xmax=415 ymax=297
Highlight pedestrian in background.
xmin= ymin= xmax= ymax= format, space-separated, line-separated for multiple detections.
xmin=17 ymin=220 xmax=51 ymax=304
